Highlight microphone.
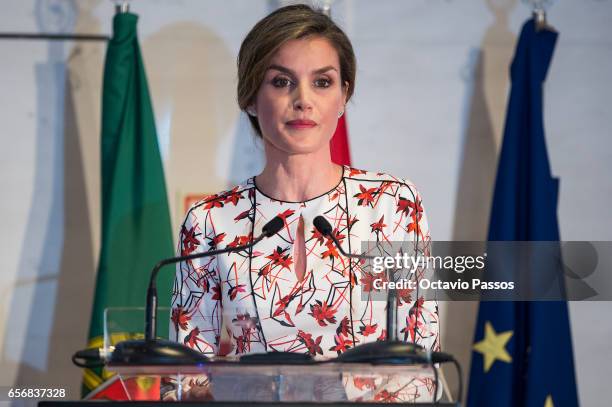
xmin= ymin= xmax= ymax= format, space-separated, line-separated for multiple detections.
xmin=312 ymin=215 xmax=426 ymax=363
xmin=75 ymin=216 xmax=284 ymax=367
xmin=262 ymin=216 xmax=285 ymax=237
xmin=313 ymin=215 xmax=402 ymax=343
xmin=144 ymin=215 xmax=284 ymax=342
xmin=313 ymin=215 xmax=463 ymax=403
xmin=312 ymin=215 xmax=333 ymax=236
xmin=313 ymin=216 xmax=374 ymax=261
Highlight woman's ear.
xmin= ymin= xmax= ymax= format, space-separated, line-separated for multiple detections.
xmin=338 ymin=81 xmax=349 ymax=117
xmin=246 ymin=105 xmax=257 ymax=117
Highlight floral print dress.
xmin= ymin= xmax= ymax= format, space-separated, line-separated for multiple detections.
xmin=171 ymin=166 xmax=440 ymax=402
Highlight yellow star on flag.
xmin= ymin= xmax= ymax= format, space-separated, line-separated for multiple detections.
xmin=136 ymin=376 xmax=155 ymax=391
xmin=473 ymin=321 xmax=513 ymax=372
xmin=544 ymin=395 xmax=554 ymax=407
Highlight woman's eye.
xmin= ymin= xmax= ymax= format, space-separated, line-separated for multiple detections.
xmin=272 ymin=77 xmax=292 ymax=88
xmin=314 ymin=78 xmax=331 ymax=88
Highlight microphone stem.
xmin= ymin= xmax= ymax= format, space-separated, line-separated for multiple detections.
xmin=144 ymin=234 xmax=267 ymax=341
xmin=327 ymin=234 xmax=374 ymax=261
xmin=323 ymin=223 xmax=401 ymax=343
xmin=326 ymin=230 xmax=403 ymax=340
xmin=386 ymin=283 xmax=398 ymax=342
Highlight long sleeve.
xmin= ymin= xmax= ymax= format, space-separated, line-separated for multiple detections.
xmin=395 ymin=181 xmax=440 ymax=352
xmin=340 ymin=181 xmax=441 ymax=403
xmin=171 ymin=204 xmax=223 ymax=355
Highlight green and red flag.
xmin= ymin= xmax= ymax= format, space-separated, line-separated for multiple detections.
xmin=83 ymin=11 xmax=174 ymax=397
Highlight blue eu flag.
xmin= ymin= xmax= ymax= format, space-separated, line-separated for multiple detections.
xmin=466 ymin=20 xmax=579 ymax=407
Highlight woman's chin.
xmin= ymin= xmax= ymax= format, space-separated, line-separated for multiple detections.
xmin=265 ymin=135 xmax=329 ymax=156
xmin=281 ymin=143 xmax=325 ymax=155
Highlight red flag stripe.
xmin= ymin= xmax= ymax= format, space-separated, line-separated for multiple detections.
xmin=330 ymin=114 xmax=351 ymax=166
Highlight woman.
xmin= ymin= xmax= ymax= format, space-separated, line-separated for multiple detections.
xmin=170 ymin=4 xmax=439 ymax=402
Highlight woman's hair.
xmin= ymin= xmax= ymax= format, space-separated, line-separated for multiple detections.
xmin=237 ymin=4 xmax=356 ymax=137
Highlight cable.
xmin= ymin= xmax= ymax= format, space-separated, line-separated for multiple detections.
xmin=432 ymin=361 xmax=439 ymax=405
xmin=437 ymin=365 xmax=453 ymax=402
xmin=452 ymin=357 xmax=463 ymax=403
xmin=430 ymin=352 xmax=463 ymax=404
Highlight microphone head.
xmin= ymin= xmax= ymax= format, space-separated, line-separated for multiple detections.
xmin=262 ymin=216 xmax=284 ymax=237
xmin=313 ymin=216 xmax=333 ymax=236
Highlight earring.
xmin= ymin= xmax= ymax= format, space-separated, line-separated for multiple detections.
xmin=338 ymin=110 xmax=344 ymax=118
xmin=247 ymin=108 xmax=257 ymax=117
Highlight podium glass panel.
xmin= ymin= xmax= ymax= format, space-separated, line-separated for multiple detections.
xmin=108 ymin=362 xmax=439 ymax=403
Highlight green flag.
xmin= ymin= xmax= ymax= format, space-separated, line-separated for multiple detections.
xmin=83 ymin=12 xmax=174 ymax=394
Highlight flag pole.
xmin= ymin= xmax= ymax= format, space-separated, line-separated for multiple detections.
xmin=320 ymin=0 xmax=333 ymax=17
xmin=113 ymin=1 xmax=130 ymax=14
xmin=525 ymin=0 xmax=554 ymax=31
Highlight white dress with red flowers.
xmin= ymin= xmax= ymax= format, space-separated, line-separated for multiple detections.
xmin=171 ymin=166 xmax=440 ymax=402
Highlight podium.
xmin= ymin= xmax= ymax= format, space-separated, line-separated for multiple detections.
xmin=43 ymin=358 xmax=458 ymax=405
xmin=61 ymin=309 xmax=460 ymax=405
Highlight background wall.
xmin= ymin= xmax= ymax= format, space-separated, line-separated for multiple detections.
xmin=0 ymin=0 xmax=610 ymax=405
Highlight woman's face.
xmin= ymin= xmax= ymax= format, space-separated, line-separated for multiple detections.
xmin=251 ymin=36 xmax=347 ymax=155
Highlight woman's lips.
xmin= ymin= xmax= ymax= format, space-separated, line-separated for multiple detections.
xmin=286 ymin=119 xmax=317 ymax=129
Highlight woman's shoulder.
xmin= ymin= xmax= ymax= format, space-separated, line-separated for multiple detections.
xmin=344 ymin=165 xmax=421 ymax=194
xmin=182 ymin=178 xmax=255 ymax=222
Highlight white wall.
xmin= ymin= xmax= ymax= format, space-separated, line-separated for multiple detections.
xmin=0 ymin=0 xmax=610 ymax=405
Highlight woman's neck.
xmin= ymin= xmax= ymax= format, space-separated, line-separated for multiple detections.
xmin=255 ymin=144 xmax=344 ymax=202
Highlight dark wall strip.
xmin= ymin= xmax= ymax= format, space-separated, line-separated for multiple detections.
xmin=0 ymin=33 xmax=109 ymax=41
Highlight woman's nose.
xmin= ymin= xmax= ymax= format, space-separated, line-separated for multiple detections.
xmin=292 ymin=82 xmax=313 ymax=112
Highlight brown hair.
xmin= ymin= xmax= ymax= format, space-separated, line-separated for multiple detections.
xmin=237 ymin=4 xmax=356 ymax=137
